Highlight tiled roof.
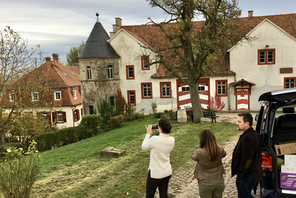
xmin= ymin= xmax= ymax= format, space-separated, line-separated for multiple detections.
xmin=121 ymin=13 xmax=296 ymax=78
xmin=4 ymin=58 xmax=82 ymax=108
xmin=79 ymin=22 xmax=120 ymax=59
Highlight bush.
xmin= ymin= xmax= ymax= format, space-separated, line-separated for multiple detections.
xmin=0 ymin=141 xmax=40 ymax=198
xmin=108 ymin=115 xmax=123 ymax=129
xmin=98 ymin=96 xmax=117 ymax=127
xmin=33 ymin=114 xmax=102 ymax=152
xmin=115 ymin=88 xmax=127 ymax=115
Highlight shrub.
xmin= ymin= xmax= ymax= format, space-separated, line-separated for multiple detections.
xmin=115 ymin=88 xmax=127 ymax=115
xmin=33 ymin=114 xmax=102 ymax=152
xmin=108 ymin=115 xmax=123 ymax=129
xmin=151 ymin=102 xmax=157 ymax=114
xmin=0 ymin=141 xmax=40 ymax=198
xmin=209 ymin=95 xmax=226 ymax=112
xmin=97 ymin=96 xmax=117 ymax=127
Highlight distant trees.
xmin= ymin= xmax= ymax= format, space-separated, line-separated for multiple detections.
xmin=66 ymin=43 xmax=84 ymax=66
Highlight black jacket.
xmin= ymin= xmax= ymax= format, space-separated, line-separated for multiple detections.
xmin=231 ymin=127 xmax=263 ymax=182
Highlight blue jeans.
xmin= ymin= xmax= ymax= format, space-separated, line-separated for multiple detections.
xmin=236 ymin=175 xmax=256 ymax=198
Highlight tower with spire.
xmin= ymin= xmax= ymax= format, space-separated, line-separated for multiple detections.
xmin=78 ymin=13 xmax=120 ymax=114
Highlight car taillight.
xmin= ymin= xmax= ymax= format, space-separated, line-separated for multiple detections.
xmin=262 ymin=153 xmax=272 ymax=172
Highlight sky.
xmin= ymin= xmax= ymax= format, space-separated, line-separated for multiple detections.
xmin=1 ymin=0 xmax=296 ymax=64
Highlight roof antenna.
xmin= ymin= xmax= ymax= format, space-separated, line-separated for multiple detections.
xmin=96 ymin=12 xmax=99 ymax=22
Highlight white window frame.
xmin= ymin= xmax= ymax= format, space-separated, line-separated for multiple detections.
xmin=9 ymin=92 xmax=16 ymax=102
xmin=71 ymin=89 xmax=77 ymax=99
xmin=31 ymin=91 xmax=39 ymax=101
xmin=108 ymin=65 xmax=113 ymax=79
xmin=54 ymin=90 xmax=62 ymax=100
xmin=87 ymin=66 xmax=92 ymax=80
xmin=57 ymin=112 xmax=63 ymax=122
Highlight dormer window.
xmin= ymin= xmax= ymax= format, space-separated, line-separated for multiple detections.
xmin=71 ymin=88 xmax=77 ymax=99
xmin=108 ymin=65 xmax=113 ymax=79
xmin=9 ymin=92 xmax=16 ymax=102
xmin=54 ymin=89 xmax=62 ymax=100
xmin=87 ymin=66 xmax=92 ymax=80
xmin=31 ymin=91 xmax=39 ymax=101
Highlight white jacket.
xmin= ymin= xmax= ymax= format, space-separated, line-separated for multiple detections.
xmin=142 ymin=133 xmax=175 ymax=179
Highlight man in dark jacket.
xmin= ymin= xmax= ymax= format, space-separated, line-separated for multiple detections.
xmin=231 ymin=113 xmax=262 ymax=198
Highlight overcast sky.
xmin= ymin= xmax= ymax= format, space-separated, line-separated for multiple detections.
xmin=1 ymin=0 xmax=296 ymax=64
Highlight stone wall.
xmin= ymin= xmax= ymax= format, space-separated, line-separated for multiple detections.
xmin=80 ymin=57 xmax=120 ymax=114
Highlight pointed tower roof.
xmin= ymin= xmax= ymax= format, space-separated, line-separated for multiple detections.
xmin=79 ymin=13 xmax=120 ymax=59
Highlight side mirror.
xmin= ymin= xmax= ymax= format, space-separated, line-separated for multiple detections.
xmin=255 ymin=114 xmax=259 ymax=121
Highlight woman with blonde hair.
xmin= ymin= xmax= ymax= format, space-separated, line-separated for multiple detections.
xmin=192 ymin=130 xmax=226 ymax=198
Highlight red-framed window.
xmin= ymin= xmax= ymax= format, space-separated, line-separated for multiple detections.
xmin=258 ymin=49 xmax=275 ymax=65
xmin=284 ymin=77 xmax=296 ymax=89
xmin=160 ymin=82 xmax=171 ymax=98
xmin=141 ymin=82 xmax=152 ymax=99
xmin=216 ymin=80 xmax=228 ymax=97
xmin=141 ymin=55 xmax=150 ymax=70
xmin=73 ymin=109 xmax=80 ymax=122
xmin=127 ymin=90 xmax=136 ymax=106
xmin=126 ymin=65 xmax=135 ymax=80
xmin=52 ymin=111 xmax=66 ymax=123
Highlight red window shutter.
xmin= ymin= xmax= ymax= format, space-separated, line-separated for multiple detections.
xmin=76 ymin=109 xmax=80 ymax=121
xmin=81 ymin=108 xmax=83 ymax=115
xmin=63 ymin=112 xmax=66 ymax=122
xmin=73 ymin=110 xmax=76 ymax=122
xmin=52 ymin=112 xmax=56 ymax=123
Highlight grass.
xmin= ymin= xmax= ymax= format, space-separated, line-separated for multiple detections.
xmin=2 ymin=115 xmax=240 ymax=198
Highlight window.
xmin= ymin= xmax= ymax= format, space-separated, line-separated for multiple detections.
xmin=141 ymin=55 xmax=150 ymax=70
xmin=216 ymin=80 xmax=228 ymax=96
xmin=199 ymin=86 xmax=205 ymax=91
xmin=41 ymin=112 xmax=51 ymax=123
xmin=141 ymin=83 xmax=152 ymax=99
xmin=54 ymin=89 xmax=62 ymax=100
xmin=126 ymin=65 xmax=135 ymax=79
xmin=57 ymin=112 xmax=63 ymax=122
xmin=87 ymin=66 xmax=92 ymax=80
xmin=108 ymin=65 xmax=113 ymax=79
xmin=258 ymin=49 xmax=275 ymax=65
xmin=160 ymin=82 xmax=171 ymax=98
xmin=71 ymin=88 xmax=77 ymax=99
xmin=31 ymin=91 xmax=39 ymax=101
xmin=52 ymin=111 xmax=66 ymax=123
xmin=9 ymin=92 xmax=16 ymax=102
xmin=181 ymin=86 xmax=190 ymax=92
xmin=127 ymin=90 xmax=136 ymax=106
xmin=284 ymin=77 xmax=296 ymax=89
xmin=110 ymin=96 xmax=115 ymax=106
xmin=89 ymin=105 xmax=94 ymax=114
xmin=73 ymin=109 xmax=80 ymax=122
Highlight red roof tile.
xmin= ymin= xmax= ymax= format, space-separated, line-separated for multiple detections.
xmin=121 ymin=13 xmax=296 ymax=78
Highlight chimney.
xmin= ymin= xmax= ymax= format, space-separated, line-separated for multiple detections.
xmin=46 ymin=57 xmax=51 ymax=71
xmin=52 ymin=53 xmax=59 ymax=63
xmin=248 ymin=10 xmax=253 ymax=18
xmin=110 ymin=17 xmax=122 ymax=38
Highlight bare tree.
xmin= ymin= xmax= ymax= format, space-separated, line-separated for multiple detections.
xmin=0 ymin=26 xmax=46 ymax=144
xmin=145 ymin=0 xmax=242 ymax=122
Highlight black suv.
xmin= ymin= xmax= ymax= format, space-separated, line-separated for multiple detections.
xmin=256 ymin=88 xmax=296 ymax=198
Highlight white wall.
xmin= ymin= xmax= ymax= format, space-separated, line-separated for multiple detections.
xmin=229 ymin=19 xmax=296 ymax=110
xmin=110 ymin=30 xmax=178 ymax=113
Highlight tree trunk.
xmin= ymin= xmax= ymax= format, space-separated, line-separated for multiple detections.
xmin=0 ymin=131 xmax=5 ymax=145
xmin=189 ymin=82 xmax=203 ymax=123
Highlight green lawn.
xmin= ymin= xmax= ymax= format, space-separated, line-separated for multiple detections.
xmin=26 ymin=115 xmax=239 ymax=198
